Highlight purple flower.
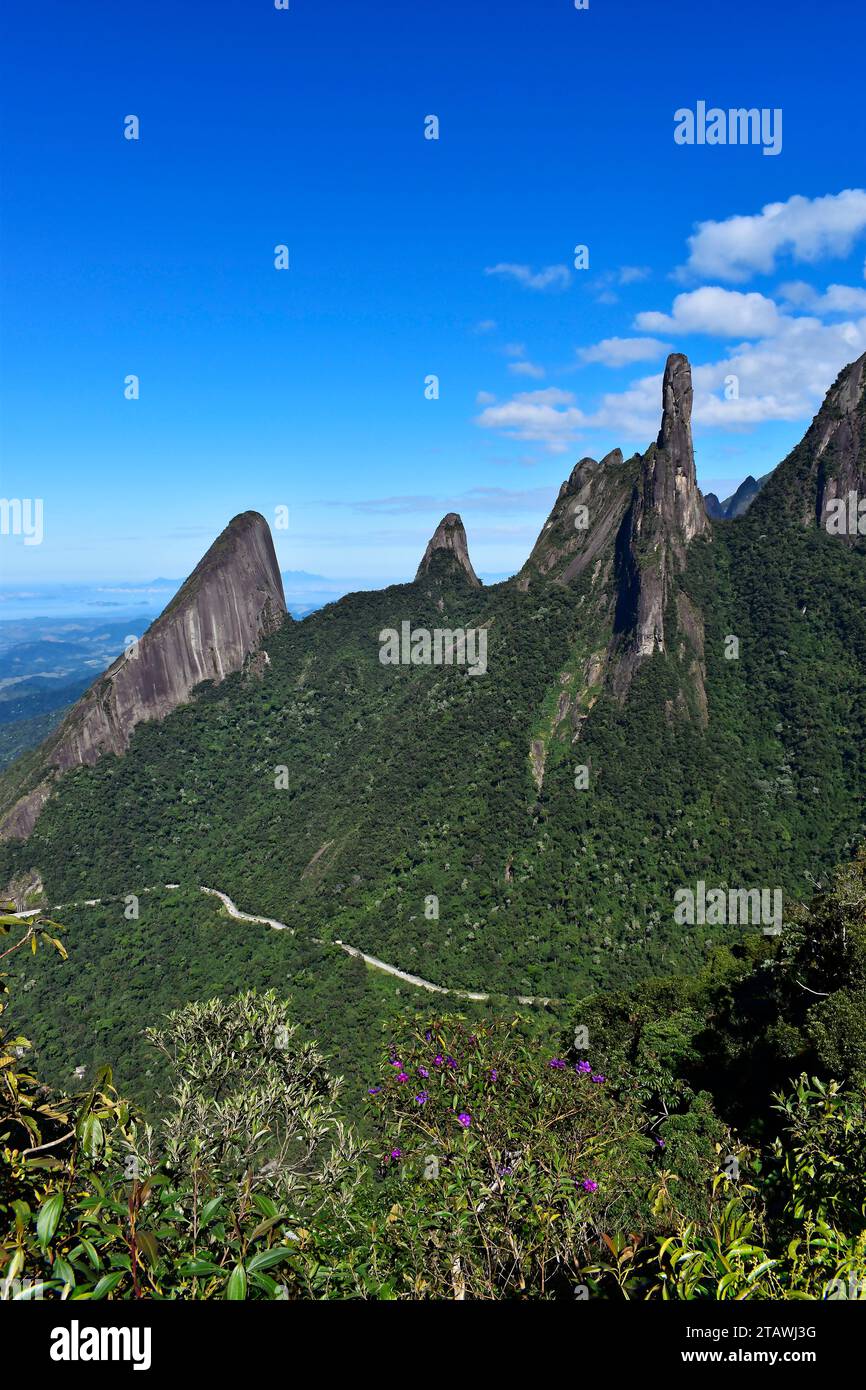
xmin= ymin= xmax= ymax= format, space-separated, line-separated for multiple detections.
xmin=415 ymin=1091 xmax=428 ymax=1106
xmin=591 ymin=1074 xmax=605 ymax=1085
xmin=457 ymin=1112 xmax=472 ymax=1128
xmin=655 ymin=1137 xmax=666 ymax=1149
xmin=576 ymin=1061 xmax=591 ymax=1074
xmin=367 ymin=1086 xmax=382 ymax=1095
xmin=581 ymin=1179 xmax=598 ymax=1193
xmin=489 ymin=1068 xmax=498 ymax=1082
xmin=433 ymin=1054 xmax=444 ymax=1067
xmin=548 ymin=1058 xmax=566 ymax=1070
xmin=498 ymin=1164 xmax=513 ymax=1176
xmin=390 ymin=1147 xmax=402 ymax=1160
xmin=396 ymin=1071 xmax=409 ymax=1083
xmin=390 ymin=1059 xmax=402 ymax=1069
xmin=424 ymin=1030 xmax=432 ymax=1042
xmin=418 ymin=1066 xmax=429 ymax=1078
xmin=446 ymin=1056 xmax=458 ymax=1069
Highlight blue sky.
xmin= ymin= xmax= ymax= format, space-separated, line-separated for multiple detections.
xmin=2 ymin=0 xmax=866 ymax=592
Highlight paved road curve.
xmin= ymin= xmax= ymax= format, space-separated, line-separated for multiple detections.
xmin=12 ymin=884 xmax=554 ymax=1008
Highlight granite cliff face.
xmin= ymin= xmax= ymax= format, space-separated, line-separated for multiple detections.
xmin=520 ymin=447 xmax=634 ymax=589
xmin=415 ymin=513 xmax=481 ymax=586
xmin=519 ymin=355 xmax=712 ymax=787
xmin=0 ymin=512 xmax=286 ymax=840
xmin=747 ymin=351 xmax=866 ymax=535
xmin=521 ymin=353 xmax=710 ymax=717
xmin=611 ymin=353 xmax=710 ymax=700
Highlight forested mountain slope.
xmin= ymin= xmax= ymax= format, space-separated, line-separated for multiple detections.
xmin=2 ymin=352 xmax=866 ymax=1001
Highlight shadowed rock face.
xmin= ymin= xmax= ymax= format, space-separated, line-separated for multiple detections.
xmin=749 ymin=351 xmax=866 ymax=535
xmin=613 ymin=354 xmax=710 ymax=695
xmin=705 ymin=474 xmax=768 ymax=520
xmin=415 ymin=513 xmax=481 ymax=586
xmin=520 ymin=353 xmax=710 ymax=718
xmin=0 ymin=512 xmax=286 ymax=840
xmin=520 ymin=448 xmax=635 ymax=590
xmin=650 ymin=353 xmax=708 ymax=553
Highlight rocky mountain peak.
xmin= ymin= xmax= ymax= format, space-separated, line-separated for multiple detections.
xmin=606 ymin=354 xmax=709 ymax=702
xmin=0 ymin=511 xmax=287 ymax=840
xmin=646 ymin=353 xmax=708 ymax=550
xmin=747 ymin=349 xmax=866 ymax=533
xmin=658 ymin=352 xmax=693 ymax=451
xmin=415 ymin=513 xmax=481 ymax=586
xmin=560 ymin=457 xmax=599 ymax=499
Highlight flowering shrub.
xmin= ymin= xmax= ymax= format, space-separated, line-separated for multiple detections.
xmin=360 ymin=1017 xmax=672 ymax=1298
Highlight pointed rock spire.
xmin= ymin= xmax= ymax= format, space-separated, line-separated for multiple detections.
xmin=608 ymin=354 xmax=709 ymax=707
xmin=415 ymin=513 xmax=481 ymax=586
xmin=0 ymin=511 xmax=287 ymax=840
xmin=648 ymin=353 xmax=708 ymax=547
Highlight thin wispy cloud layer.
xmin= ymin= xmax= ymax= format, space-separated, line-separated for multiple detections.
xmin=591 ymin=266 xmax=652 ymax=304
xmin=508 ymin=360 xmax=545 ymax=378
xmin=484 ymin=262 xmax=571 ymax=291
xmin=322 ymin=485 xmax=557 ymax=516
xmin=679 ymin=190 xmax=866 ymax=282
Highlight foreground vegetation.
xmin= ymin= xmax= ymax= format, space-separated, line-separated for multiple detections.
xmin=3 ymin=850 xmax=866 ymax=1300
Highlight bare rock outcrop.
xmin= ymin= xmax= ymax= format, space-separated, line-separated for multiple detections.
xmin=749 ymin=351 xmax=866 ymax=535
xmin=0 ymin=511 xmax=287 ymax=840
xmin=610 ymin=354 xmax=710 ymax=696
xmin=415 ymin=513 xmax=481 ymax=586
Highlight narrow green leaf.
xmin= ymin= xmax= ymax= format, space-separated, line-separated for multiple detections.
xmin=225 ymin=1264 xmax=247 ymax=1300
xmin=36 ymin=1191 xmax=64 ymax=1248
xmin=247 ymin=1247 xmax=293 ymax=1273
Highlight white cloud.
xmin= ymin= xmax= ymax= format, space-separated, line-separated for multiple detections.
xmin=778 ymin=281 xmax=866 ymax=315
xmin=593 ymin=316 xmax=866 ymax=437
xmin=680 ymin=190 xmax=866 ymax=283
xmin=475 ymin=388 xmax=586 ymax=452
xmin=476 ymin=390 xmax=496 ymax=405
xmin=473 ymin=319 xmax=498 ymax=333
xmin=591 ymin=265 xmax=652 ymax=304
xmin=477 ymin=318 xmax=866 ymax=448
xmin=776 ymin=280 xmax=815 ymax=308
xmin=484 ymin=262 xmax=571 ymax=291
xmin=617 ymin=265 xmax=651 ymax=285
xmin=636 ymin=287 xmax=781 ymax=338
xmin=578 ymin=336 xmax=672 ymax=367
xmin=508 ymin=359 xmax=545 ymax=378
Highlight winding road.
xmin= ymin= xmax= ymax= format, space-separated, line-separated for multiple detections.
xmin=12 ymin=884 xmax=554 ymax=1008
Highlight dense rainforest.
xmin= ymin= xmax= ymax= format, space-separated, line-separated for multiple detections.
xmin=1 ymin=508 xmax=864 ymax=1006
xmin=3 ymin=849 xmax=866 ymax=1300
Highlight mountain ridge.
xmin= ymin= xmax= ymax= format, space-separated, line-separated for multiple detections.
xmin=3 ymin=349 xmax=866 ymax=1005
